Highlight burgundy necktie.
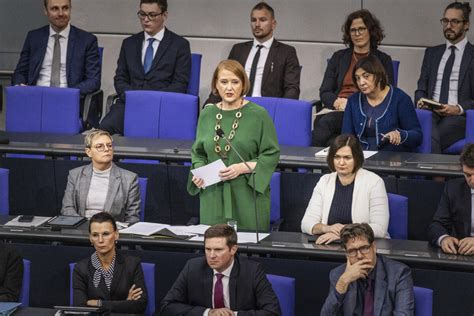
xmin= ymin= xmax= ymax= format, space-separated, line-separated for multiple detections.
xmin=214 ymin=273 xmax=225 ymax=308
xmin=363 ymin=279 xmax=374 ymax=316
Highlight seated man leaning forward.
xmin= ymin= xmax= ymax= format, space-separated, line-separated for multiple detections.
xmin=61 ymin=129 xmax=140 ymax=224
xmin=428 ymin=143 xmax=474 ymax=255
xmin=160 ymin=224 xmax=281 ymax=316
xmin=321 ymin=223 xmax=414 ymax=315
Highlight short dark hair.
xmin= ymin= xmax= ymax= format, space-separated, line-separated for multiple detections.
xmin=140 ymin=0 xmax=167 ymax=12
xmin=252 ymin=2 xmax=275 ymax=18
xmin=352 ymin=55 xmax=389 ymax=90
xmin=445 ymin=2 xmax=471 ymax=23
xmin=327 ymin=134 xmax=364 ymax=173
xmin=204 ymin=224 xmax=237 ymax=248
xmin=44 ymin=0 xmax=71 ymax=8
xmin=342 ymin=9 xmax=385 ymax=50
xmin=460 ymin=143 xmax=474 ymax=168
xmin=89 ymin=212 xmax=117 ymax=233
xmin=211 ymin=60 xmax=250 ymax=97
xmin=340 ymin=223 xmax=375 ymax=249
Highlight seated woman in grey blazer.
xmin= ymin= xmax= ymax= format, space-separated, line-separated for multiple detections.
xmin=61 ymin=130 xmax=140 ymax=224
xmin=73 ymin=212 xmax=147 ymax=313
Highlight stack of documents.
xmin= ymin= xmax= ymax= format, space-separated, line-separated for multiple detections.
xmin=120 ymin=222 xmax=210 ymax=239
xmin=4 ymin=216 xmax=51 ymax=228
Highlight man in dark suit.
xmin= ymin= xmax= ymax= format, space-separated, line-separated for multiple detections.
xmin=415 ymin=2 xmax=474 ymax=153
xmin=160 ymin=224 xmax=281 ymax=316
xmin=321 ymin=223 xmax=414 ymax=315
xmin=0 ymin=242 xmax=23 ymax=302
xmin=205 ymin=2 xmax=300 ymax=105
xmin=428 ymin=143 xmax=474 ymax=255
xmin=100 ymin=0 xmax=191 ymax=135
xmin=12 ymin=0 xmax=101 ymax=127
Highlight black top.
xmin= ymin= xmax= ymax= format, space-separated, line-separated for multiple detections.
xmin=327 ymin=176 xmax=355 ymax=225
xmin=0 ymin=243 xmax=23 ymax=302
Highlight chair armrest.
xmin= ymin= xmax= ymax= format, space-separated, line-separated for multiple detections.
xmin=105 ymin=93 xmax=119 ymax=114
xmin=310 ymin=99 xmax=323 ymax=113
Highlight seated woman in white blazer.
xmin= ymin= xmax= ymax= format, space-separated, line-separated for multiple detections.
xmin=301 ymin=134 xmax=389 ymax=244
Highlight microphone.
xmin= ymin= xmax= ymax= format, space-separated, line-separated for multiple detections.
xmin=216 ymin=128 xmax=260 ymax=243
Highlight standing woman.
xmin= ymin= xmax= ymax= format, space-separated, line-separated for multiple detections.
xmin=313 ymin=9 xmax=394 ymax=147
xmin=188 ymin=60 xmax=280 ymax=231
xmin=73 ymin=212 xmax=147 ymax=314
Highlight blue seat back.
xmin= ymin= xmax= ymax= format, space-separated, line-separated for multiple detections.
xmin=267 ymin=274 xmax=295 ymax=316
xmin=6 ymin=86 xmax=81 ymax=134
xmin=270 ymin=172 xmax=281 ymax=224
xmin=246 ymin=97 xmax=312 ymax=146
xmin=387 ymin=193 xmax=408 ymax=239
xmin=444 ymin=109 xmax=474 ymax=154
xmin=392 ymin=60 xmax=400 ymax=87
xmin=124 ymin=91 xmax=198 ymax=140
xmin=69 ymin=261 xmax=155 ymax=316
xmin=138 ymin=177 xmax=148 ymax=222
xmin=414 ymin=286 xmax=433 ymax=316
xmin=415 ymin=109 xmax=432 ymax=153
xmin=187 ymin=53 xmax=202 ymax=96
xmin=20 ymin=259 xmax=30 ymax=307
xmin=0 ymin=168 xmax=9 ymax=216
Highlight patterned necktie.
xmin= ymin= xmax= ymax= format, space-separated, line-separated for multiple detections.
xmin=143 ymin=38 xmax=156 ymax=74
xmin=363 ymin=278 xmax=374 ymax=316
xmin=248 ymin=45 xmax=263 ymax=96
xmin=439 ymin=46 xmax=456 ymax=104
xmin=50 ymin=33 xmax=62 ymax=87
xmin=213 ymin=273 xmax=225 ymax=308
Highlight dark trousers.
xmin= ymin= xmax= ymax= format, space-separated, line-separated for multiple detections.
xmin=431 ymin=112 xmax=466 ymax=153
xmin=312 ymin=111 xmax=344 ymax=147
xmin=99 ymin=101 xmax=125 ymax=135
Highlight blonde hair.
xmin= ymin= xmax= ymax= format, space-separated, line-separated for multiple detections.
xmin=84 ymin=130 xmax=113 ymax=148
xmin=211 ymin=60 xmax=250 ymax=97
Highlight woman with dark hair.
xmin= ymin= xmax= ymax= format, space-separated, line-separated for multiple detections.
xmin=188 ymin=60 xmax=280 ymax=231
xmin=301 ymin=134 xmax=389 ymax=244
xmin=342 ymin=55 xmax=422 ymax=151
xmin=313 ymin=9 xmax=394 ymax=147
xmin=72 ymin=212 xmax=147 ymax=314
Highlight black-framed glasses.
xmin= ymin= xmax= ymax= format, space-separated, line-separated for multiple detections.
xmin=137 ymin=10 xmax=164 ymax=20
xmin=440 ymin=18 xmax=465 ymax=26
xmin=93 ymin=143 xmax=113 ymax=152
xmin=345 ymin=243 xmax=372 ymax=257
xmin=350 ymin=27 xmax=367 ymax=35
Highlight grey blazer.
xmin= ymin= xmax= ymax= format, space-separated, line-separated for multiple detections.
xmin=61 ymin=163 xmax=140 ymax=223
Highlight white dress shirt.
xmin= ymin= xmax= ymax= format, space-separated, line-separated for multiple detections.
xmin=203 ymin=259 xmax=237 ymax=316
xmin=37 ymin=24 xmax=70 ymax=88
xmin=141 ymin=28 xmax=165 ymax=66
xmin=244 ymin=37 xmax=274 ymax=97
xmin=432 ymin=37 xmax=468 ymax=107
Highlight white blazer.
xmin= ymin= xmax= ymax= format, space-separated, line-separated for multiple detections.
xmin=301 ymin=168 xmax=389 ymax=238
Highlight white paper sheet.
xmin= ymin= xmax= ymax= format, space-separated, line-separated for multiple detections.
xmin=119 ymin=222 xmax=170 ymax=236
xmin=190 ymin=159 xmax=226 ymax=187
xmin=188 ymin=232 xmax=270 ymax=244
xmin=166 ymin=224 xmax=210 ymax=236
xmin=314 ymin=148 xmax=378 ymax=159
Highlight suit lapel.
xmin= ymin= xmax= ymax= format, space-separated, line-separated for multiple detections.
xmin=461 ymin=182 xmax=472 ymax=236
xmin=135 ymin=32 xmax=146 ymax=76
xmin=373 ymin=256 xmax=387 ymax=316
xmin=109 ymin=253 xmax=124 ymax=299
xmin=78 ymin=165 xmax=93 ymax=215
xmin=228 ymin=257 xmax=239 ymax=309
xmin=149 ymin=28 xmax=171 ymax=75
xmin=262 ymin=40 xmax=278 ymax=86
xmin=238 ymin=42 xmax=253 ymax=66
xmin=203 ymin=265 xmax=214 ymax=308
xmin=103 ymin=164 xmax=120 ymax=213
xmin=66 ymin=26 xmax=76 ymax=85
xmin=338 ymin=49 xmax=353 ymax=91
xmin=429 ymin=45 xmax=446 ymax=96
xmin=343 ymin=282 xmax=358 ymax=315
xmin=34 ymin=27 xmax=51 ymax=83
xmin=458 ymin=42 xmax=473 ymax=90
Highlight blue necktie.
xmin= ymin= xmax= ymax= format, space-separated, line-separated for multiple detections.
xmin=143 ymin=38 xmax=156 ymax=74
xmin=439 ymin=46 xmax=456 ymax=104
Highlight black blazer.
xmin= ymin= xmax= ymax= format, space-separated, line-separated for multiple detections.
xmin=0 ymin=243 xmax=23 ymax=302
xmin=73 ymin=252 xmax=147 ymax=314
xmin=319 ymin=47 xmax=394 ymax=109
xmin=11 ymin=25 xmax=101 ymax=95
xmin=160 ymin=255 xmax=281 ymax=316
xmin=114 ymin=28 xmax=191 ymax=100
xmin=415 ymin=42 xmax=474 ymax=110
xmin=428 ymin=178 xmax=472 ymax=245
xmin=205 ymin=39 xmax=301 ymax=105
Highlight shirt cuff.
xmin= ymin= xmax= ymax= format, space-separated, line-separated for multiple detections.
xmin=334 ymin=289 xmax=346 ymax=302
xmin=438 ymin=234 xmax=450 ymax=247
xmin=203 ymin=308 xmax=210 ymax=316
xmin=456 ymin=104 xmax=464 ymax=115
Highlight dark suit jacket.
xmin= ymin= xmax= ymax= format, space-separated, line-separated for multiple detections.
xmin=321 ymin=255 xmax=414 ymax=316
xmin=320 ymin=48 xmax=394 ymax=109
xmin=114 ymin=28 xmax=191 ymax=100
xmin=0 ymin=243 xmax=23 ymax=302
xmin=205 ymin=39 xmax=300 ymax=105
xmin=12 ymin=25 xmax=101 ymax=95
xmin=428 ymin=178 xmax=472 ymax=245
xmin=415 ymin=42 xmax=474 ymax=110
xmin=73 ymin=252 xmax=147 ymax=314
xmin=160 ymin=255 xmax=281 ymax=316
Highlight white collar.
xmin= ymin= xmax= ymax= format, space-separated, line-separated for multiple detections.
xmin=446 ymin=36 xmax=468 ymax=52
xmin=213 ymin=257 xmax=235 ymax=278
xmin=144 ymin=27 xmax=165 ymax=42
xmin=49 ymin=23 xmax=71 ymax=39
xmin=253 ymin=37 xmax=274 ymax=49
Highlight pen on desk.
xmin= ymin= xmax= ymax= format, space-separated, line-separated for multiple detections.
xmin=271 ymin=62 xmax=274 ymax=73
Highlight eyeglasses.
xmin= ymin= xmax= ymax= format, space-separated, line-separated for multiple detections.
xmin=92 ymin=143 xmax=113 ymax=152
xmin=350 ymin=27 xmax=367 ymax=35
xmin=334 ymin=155 xmax=353 ymax=162
xmin=137 ymin=10 xmax=164 ymax=20
xmin=346 ymin=244 xmax=372 ymax=257
xmin=440 ymin=18 xmax=465 ymax=26
xmin=90 ymin=231 xmax=114 ymax=240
